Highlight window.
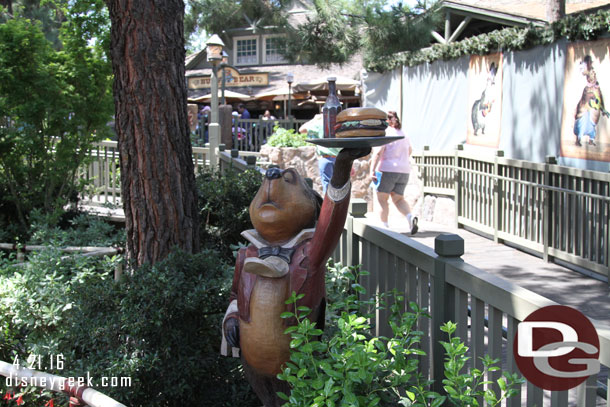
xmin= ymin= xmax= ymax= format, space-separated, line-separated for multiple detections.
xmin=235 ymin=36 xmax=258 ymax=66
xmin=263 ymin=35 xmax=286 ymax=64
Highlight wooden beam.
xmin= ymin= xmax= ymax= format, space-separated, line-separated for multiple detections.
xmin=431 ymin=30 xmax=446 ymax=44
xmin=448 ymin=16 xmax=472 ymax=43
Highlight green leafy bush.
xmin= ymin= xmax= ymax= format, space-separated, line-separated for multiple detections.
xmin=0 ymin=248 xmax=258 ymax=407
xmin=0 ymin=248 xmax=119 ymax=361
xmin=278 ymin=263 xmax=523 ymax=406
xmin=196 ymin=168 xmax=262 ymax=260
xmin=267 ymin=125 xmax=308 ymax=148
xmin=62 ymin=249 xmax=257 ymax=407
xmin=440 ymin=322 xmax=523 ymax=406
xmin=0 ymin=16 xmax=113 ymax=237
xmin=27 ymin=210 xmax=125 ymax=247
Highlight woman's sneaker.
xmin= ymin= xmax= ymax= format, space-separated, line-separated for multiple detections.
xmin=411 ymin=217 xmax=418 ymax=235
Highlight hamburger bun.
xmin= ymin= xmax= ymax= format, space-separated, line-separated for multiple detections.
xmin=334 ymin=107 xmax=388 ymax=138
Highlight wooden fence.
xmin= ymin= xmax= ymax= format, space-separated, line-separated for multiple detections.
xmin=334 ymin=201 xmax=609 ymax=406
xmin=413 ymin=146 xmax=610 ymax=281
xmin=193 ymin=115 xmax=308 ymax=152
xmin=79 ymin=140 xmax=213 ymax=205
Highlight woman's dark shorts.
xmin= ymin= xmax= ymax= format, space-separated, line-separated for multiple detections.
xmin=377 ymin=172 xmax=410 ymax=195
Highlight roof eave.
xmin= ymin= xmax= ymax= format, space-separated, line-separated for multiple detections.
xmin=440 ymin=0 xmax=547 ymax=27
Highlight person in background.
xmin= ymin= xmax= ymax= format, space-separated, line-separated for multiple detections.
xmin=261 ymin=109 xmax=276 ymax=143
xmin=238 ymin=103 xmax=251 ymax=119
xmin=369 ymin=110 xmax=418 ymax=235
xmin=299 ymin=113 xmax=339 ymax=194
xmin=199 ymin=105 xmax=210 ymax=143
xmin=238 ymin=103 xmax=253 ymax=148
xmin=262 ymin=109 xmax=275 ymax=120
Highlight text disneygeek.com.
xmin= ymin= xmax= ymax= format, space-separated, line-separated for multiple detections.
xmin=5 ymin=373 xmax=132 ymax=388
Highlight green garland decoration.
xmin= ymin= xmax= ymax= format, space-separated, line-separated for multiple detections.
xmin=365 ymin=9 xmax=610 ymax=72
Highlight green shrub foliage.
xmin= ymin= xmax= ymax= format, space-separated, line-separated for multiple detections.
xmin=0 ymin=248 xmax=258 ymax=407
xmin=0 ymin=248 xmax=120 ymax=362
xmin=196 ymin=168 xmax=262 ymax=260
xmin=26 ymin=210 xmax=125 ymax=247
xmin=267 ymin=125 xmax=308 ymax=148
xmin=278 ymin=262 xmax=523 ymax=406
xmin=0 ymin=16 xmax=113 ymax=237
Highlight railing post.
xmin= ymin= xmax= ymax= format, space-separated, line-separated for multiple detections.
xmin=493 ymin=150 xmax=504 ymax=243
xmin=454 ymin=144 xmax=463 ymax=228
xmin=347 ymin=199 xmax=367 ymax=268
xmin=257 ymin=118 xmax=263 ymax=150
xmin=246 ymin=155 xmax=257 ymax=169
xmin=543 ymin=155 xmax=556 ymax=263
xmin=432 ymin=233 xmax=464 ymax=394
xmin=114 ymin=261 xmax=123 ymax=282
xmin=229 ymin=149 xmax=239 ymax=172
xmin=422 ymin=145 xmax=429 ymax=197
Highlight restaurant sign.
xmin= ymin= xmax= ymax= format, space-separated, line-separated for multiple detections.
xmin=188 ymin=67 xmax=268 ymax=89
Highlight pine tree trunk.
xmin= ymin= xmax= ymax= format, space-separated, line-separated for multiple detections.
xmin=546 ymin=0 xmax=566 ymax=23
xmin=106 ymin=0 xmax=200 ymax=266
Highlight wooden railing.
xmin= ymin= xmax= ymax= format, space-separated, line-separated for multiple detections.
xmin=413 ymin=146 xmax=610 ymax=280
xmin=333 ymin=201 xmax=609 ymax=406
xmin=218 ymin=148 xmax=264 ymax=175
xmin=229 ymin=118 xmax=308 ymax=152
xmin=79 ymin=141 xmax=213 ymax=205
xmin=191 ymin=114 xmax=307 ymax=152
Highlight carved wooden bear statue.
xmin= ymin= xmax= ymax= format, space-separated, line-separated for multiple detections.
xmin=221 ymin=147 xmax=370 ymax=406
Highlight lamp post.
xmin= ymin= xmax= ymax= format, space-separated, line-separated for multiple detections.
xmin=206 ymin=34 xmax=224 ymax=168
xmin=286 ymin=72 xmax=294 ymax=119
xmin=221 ymin=50 xmax=228 ymax=105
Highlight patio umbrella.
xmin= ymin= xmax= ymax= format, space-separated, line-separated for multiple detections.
xmin=188 ymin=90 xmax=253 ymax=103
xmin=293 ymin=76 xmax=360 ymax=93
xmin=253 ymin=87 xmax=307 ymax=101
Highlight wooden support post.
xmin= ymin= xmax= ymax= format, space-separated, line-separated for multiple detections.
xmin=543 ymin=155 xmax=557 ymax=263
xmin=431 ymin=233 xmax=464 ymax=394
xmin=422 ymin=145 xmax=429 ymax=198
xmin=493 ymin=150 xmax=504 ymax=243
xmin=454 ymin=144 xmax=463 ymax=228
xmin=114 ymin=262 xmax=123 ymax=282
xmin=347 ymin=199 xmax=367 ymax=268
xmin=246 ymin=155 xmax=257 ymax=169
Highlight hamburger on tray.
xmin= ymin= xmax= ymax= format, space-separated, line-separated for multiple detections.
xmin=334 ymin=107 xmax=388 ymax=138
xmin=306 ymin=107 xmax=402 ymax=148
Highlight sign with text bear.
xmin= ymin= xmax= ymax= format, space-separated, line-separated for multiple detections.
xmin=188 ymin=67 xmax=269 ymax=89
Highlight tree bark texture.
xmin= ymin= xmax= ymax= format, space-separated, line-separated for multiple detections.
xmin=106 ymin=0 xmax=200 ymax=266
xmin=546 ymin=0 xmax=565 ymax=23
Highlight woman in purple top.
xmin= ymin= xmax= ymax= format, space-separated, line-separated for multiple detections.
xmin=369 ymin=111 xmax=418 ymax=234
